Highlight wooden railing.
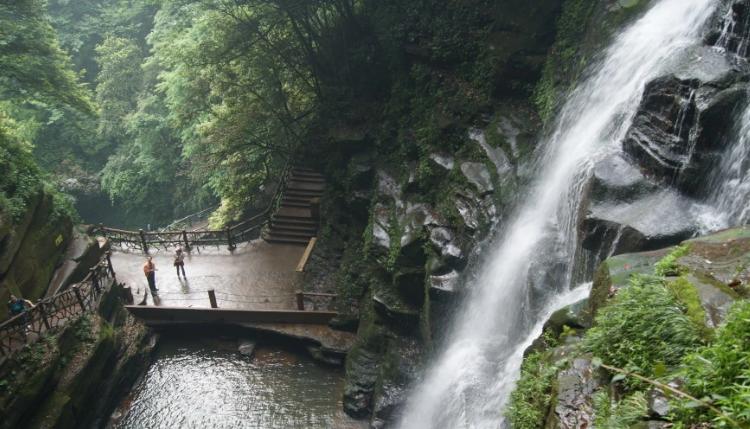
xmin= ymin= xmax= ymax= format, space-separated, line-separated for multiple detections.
xmin=93 ymin=164 xmax=291 ymax=252
xmin=0 ymin=252 xmax=116 ymax=357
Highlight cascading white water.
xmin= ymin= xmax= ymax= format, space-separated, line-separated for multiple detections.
xmin=709 ymin=103 xmax=750 ymax=225
xmin=398 ymin=1 xmax=719 ymax=428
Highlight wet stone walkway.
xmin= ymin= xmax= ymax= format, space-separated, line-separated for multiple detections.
xmin=111 ymin=240 xmax=305 ymax=310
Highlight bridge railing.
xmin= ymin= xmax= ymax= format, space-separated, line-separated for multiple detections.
xmin=93 ymin=163 xmax=291 ymax=252
xmin=0 ymin=252 xmax=116 ymax=357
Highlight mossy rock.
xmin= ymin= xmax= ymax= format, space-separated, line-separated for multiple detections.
xmin=590 ymin=247 xmax=669 ymax=317
xmin=0 ymin=191 xmax=72 ymax=318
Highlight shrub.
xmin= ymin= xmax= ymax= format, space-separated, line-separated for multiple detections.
xmin=505 ymin=351 xmax=562 ymax=429
xmin=666 ymin=275 xmax=712 ymax=340
xmin=593 ymin=390 xmax=649 ymax=428
xmin=675 ymin=300 xmax=750 ymax=427
xmin=585 ymin=275 xmax=702 ymax=386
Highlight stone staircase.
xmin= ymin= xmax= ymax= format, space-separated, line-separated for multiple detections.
xmin=263 ymin=167 xmax=324 ymax=245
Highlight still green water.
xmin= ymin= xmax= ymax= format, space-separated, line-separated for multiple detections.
xmin=113 ymin=337 xmax=362 ymax=429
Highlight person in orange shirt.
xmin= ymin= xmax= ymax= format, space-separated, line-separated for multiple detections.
xmin=143 ymin=256 xmax=158 ymax=293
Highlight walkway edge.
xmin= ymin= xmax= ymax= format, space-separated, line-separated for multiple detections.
xmin=125 ymin=305 xmax=336 ymax=325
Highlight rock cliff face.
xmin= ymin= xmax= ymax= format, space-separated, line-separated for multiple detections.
xmin=297 ymin=0 xmax=709 ymax=425
xmin=0 ymin=190 xmax=73 ymax=318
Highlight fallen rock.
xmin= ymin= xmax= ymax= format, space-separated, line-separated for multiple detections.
xmin=238 ymin=340 xmax=256 ymax=357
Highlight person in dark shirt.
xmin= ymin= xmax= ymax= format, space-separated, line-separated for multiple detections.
xmin=7 ymin=295 xmax=32 ymax=316
xmin=174 ymin=247 xmax=186 ymax=277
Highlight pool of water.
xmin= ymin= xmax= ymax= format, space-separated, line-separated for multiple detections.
xmin=112 ymin=336 xmax=363 ymax=429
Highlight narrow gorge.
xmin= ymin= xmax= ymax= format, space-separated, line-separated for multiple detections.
xmin=1 ymin=0 xmax=750 ymax=428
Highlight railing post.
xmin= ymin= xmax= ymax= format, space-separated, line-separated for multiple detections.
xmin=296 ymin=291 xmax=304 ymax=311
xmin=39 ymin=302 xmax=51 ymax=330
xmin=226 ymin=227 xmax=235 ymax=251
xmin=208 ymin=289 xmax=218 ymax=308
xmin=182 ymin=230 xmax=191 ymax=251
xmin=98 ymin=223 xmax=105 ymax=238
xmin=106 ymin=251 xmax=115 ymax=278
xmin=91 ymin=267 xmax=101 ymax=294
xmin=73 ymin=285 xmax=86 ymax=310
xmin=122 ymin=285 xmax=134 ymax=305
xmin=139 ymin=229 xmax=149 ymax=254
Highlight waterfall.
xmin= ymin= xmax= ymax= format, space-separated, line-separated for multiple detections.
xmin=709 ymin=103 xmax=750 ymax=225
xmin=398 ymin=1 xmax=718 ymax=428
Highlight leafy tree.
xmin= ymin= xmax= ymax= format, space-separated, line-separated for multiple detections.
xmin=0 ymin=0 xmax=93 ymax=113
xmin=95 ymin=36 xmax=143 ymax=153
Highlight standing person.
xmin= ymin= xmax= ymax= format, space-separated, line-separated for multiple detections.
xmin=7 ymin=294 xmax=32 ymax=317
xmin=174 ymin=247 xmax=186 ymax=277
xmin=143 ymin=256 xmax=158 ymax=293
xmin=7 ymin=294 xmax=33 ymax=333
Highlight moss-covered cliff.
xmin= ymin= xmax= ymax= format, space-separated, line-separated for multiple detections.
xmin=0 ymin=190 xmax=73 ymax=319
xmin=293 ymin=0 xmax=669 ymax=424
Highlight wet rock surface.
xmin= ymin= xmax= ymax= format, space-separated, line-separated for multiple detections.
xmin=622 ymin=71 xmax=749 ymax=195
xmin=582 ymin=190 xmax=700 ymax=259
xmin=549 ymin=357 xmax=604 ymax=429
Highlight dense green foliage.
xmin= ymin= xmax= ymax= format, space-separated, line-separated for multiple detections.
xmin=0 ymin=0 xmax=89 ymax=225
xmin=0 ymin=116 xmax=43 ymax=222
xmin=3 ymin=0 xmax=536 ymax=227
xmin=585 ymin=275 xmax=703 ymax=384
xmin=505 ymin=351 xmax=562 ymax=429
xmin=676 ymin=300 xmax=750 ymax=427
xmin=654 ymin=243 xmax=690 ymax=277
xmin=592 ymin=390 xmax=648 ymax=428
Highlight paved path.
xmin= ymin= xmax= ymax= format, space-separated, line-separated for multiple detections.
xmin=111 ymin=240 xmax=305 ymax=310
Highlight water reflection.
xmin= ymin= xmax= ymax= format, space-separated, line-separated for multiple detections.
xmin=114 ymin=337 xmax=361 ymax=429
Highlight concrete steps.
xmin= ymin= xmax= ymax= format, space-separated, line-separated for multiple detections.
xmin=263 ymin=167 xmax=324 ymax=246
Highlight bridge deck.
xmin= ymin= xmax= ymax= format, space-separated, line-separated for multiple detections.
xmin=111 ymin=240 xmax=305 ymax=310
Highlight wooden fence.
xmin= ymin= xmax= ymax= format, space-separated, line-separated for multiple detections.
xmin=93 ymin=165 xmax=290 ymax=252
xmin=0 ymin=253 xmax=116 ymax=357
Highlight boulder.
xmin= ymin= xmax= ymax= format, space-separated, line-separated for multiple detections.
xmin=581 ymin=190 xmax=699 ymax=260
xmin=428 ymin=227 xmax=465 ymax=266
xmin=589 ymin=248 xmax=670 ymax=316
xmin=469 ymin=129 xmax=514 ymax=179
xmin=622 ymin=73 xmax=749 ymax=195
xmin=589 ymin=153 xmax=658 ymax=203
xmin=704 ymin=0 xmax=750 ymax=58
xmin=622 ymin=75 xmax=701 ymax=184
xmin=429 ymin=153 xmax=455 ymax=170
xmin=543 ymin=298 xmax=593 ymax=335
xmin=460 ymin=162 xmax=495 ymax=195
xmin=372 ymin=291 xmax=420 ymax=327
xmin=455 ymin=194 xmax=481 ymax=230
xmin=238 ymin=340 xmax=256 ymax=357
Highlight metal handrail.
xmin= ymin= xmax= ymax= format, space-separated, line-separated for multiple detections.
xmin=0 ymin=252 xmax=116 ymax=357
